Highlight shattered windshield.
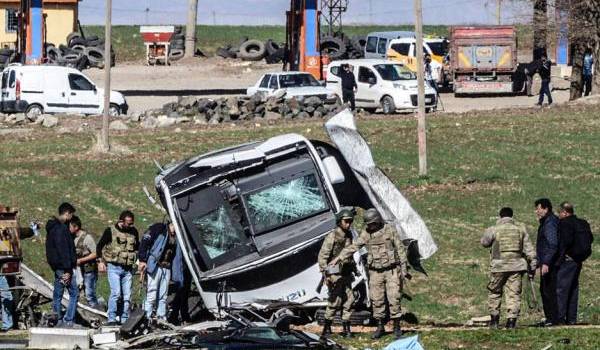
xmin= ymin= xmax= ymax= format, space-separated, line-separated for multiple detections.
xmin=192 ymin=202 xmax=246 ymax=259
xmin=245 ymin=174 xmax=328 ymax=234
xmin=374 ymin=64 xmax=416 ymax=81
xmin=279 ymin=74 xmax=321 ymax=88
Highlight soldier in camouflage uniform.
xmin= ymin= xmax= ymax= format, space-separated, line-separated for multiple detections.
xmin=481 ymin=207 xmax=537 ymax=329
xmin=331 ymin=208 xmax=408 ymax=339
xmin=318 ymin=209 xmax=356 ymax=338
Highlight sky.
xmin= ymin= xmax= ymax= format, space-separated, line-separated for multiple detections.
xmin=79 ymin=0 xmax=533 ymax=26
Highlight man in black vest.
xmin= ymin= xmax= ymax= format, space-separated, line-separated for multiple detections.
xmin=340 ymin=64 xmax=357 ymax=110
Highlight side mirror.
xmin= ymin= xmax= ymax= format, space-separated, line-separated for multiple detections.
xmin=368 ymin=77 xmax=376 ymax=85
xmin=322 ymin=156 xmax=345 ymax=185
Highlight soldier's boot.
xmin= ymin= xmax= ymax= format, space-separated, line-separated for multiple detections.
xmin=506 ymin=318 xmax=517 ymax=329
xmin=371 ymin=319 xmax=386 ymax=339
xmin=341 ymin=321 xmax=353 ymax=338
xmin=321 ymin=320 xmax=332 ymax=338
xmin=393 ymin=319 xmax=402 ymax=339
xmin=489 ymin=314 xmax=500 ymax=329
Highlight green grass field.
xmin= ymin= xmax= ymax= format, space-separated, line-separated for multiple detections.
xmin=80 ymin=24 xmax=450 ymax=62
xmin=1 ymin=102 xmax=599 ymax=348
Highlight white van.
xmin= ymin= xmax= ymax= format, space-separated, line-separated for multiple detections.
xmin=364 ymin=31 xmax=415 ymax=59
xmin=326 ymin=59 xmax=438 ymax=114
xmin=0 ymin=65 xmax=128 ymax=119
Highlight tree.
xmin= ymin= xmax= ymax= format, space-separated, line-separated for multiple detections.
xmin=567 ymin=0 xmax=600 ymax=99
xmin=532 ymin=0 xmax=548 ymax=60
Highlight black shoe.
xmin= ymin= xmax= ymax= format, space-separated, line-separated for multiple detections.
xmin=393 ymin=319 xmax=402 ymax=339
xmin=341 ymin=321 xmax=353 ymax=338
xmin=506 ymin=318 xmax=516 ymax=329
xmin=371 ymin=319 xmax=386 ymax=339
xmin=489 ymin=314 xmax=500 ymax=329
xmin=321 ymin=320 xmax=332 ymax=338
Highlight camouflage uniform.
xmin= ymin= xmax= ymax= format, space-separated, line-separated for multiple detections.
xmin=481 ymin=217 xmax=537 ymax=319
xmin=338 ymin=224 xmax=407 ymax=320
xmin=318 ymin=227 xmax=355 ymax=321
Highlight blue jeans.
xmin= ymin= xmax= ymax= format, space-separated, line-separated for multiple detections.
xmin=107 ymin=263 xmax=133 ymax=323
xmin=53 ymin=269 xmax=79 ymax=323
xmin=83 ymin=271 xmax=98 ymax=307
xmin=0 ymin=276 xmax=13 ymax=330
xmin=144 ymin=267 xmax=171 ymax=319
xmin=538 ymin=80 xmax=553 ymax=105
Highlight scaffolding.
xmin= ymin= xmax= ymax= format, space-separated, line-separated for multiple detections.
xmin=321 ymin=0 xmax=348 ymax=37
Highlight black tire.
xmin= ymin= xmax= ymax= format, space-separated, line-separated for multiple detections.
xmin=216 ymin=47 xmax=236 ymax=59
xmin=314 ymin=309 xmax=373 ymax=326
xmin=0 ymin=48 xmax=12 ymax=56
xmin=238 ymin=39 xmax=267 ymax=61
xmin=351 ymin=35 xmax=367 ymax=52
xmin=71 ymin=44 xmax=86 ymax=53
xmin=85 ymin=35 xmax=99 ymax=42
xmin=320 ymin=36 xmax=346 ymax=60
xmin=69 ymin=37 xmax=87 ymax=48
xmin=169 ymin=49 xmax=184 ymax=61
xmin=76 ymin=55 xmax=89 ymax=71
xmin=66 ymin=32 xmax=80 ymax=45
xmin=86 ymin=39 xmax=104 ymax=47
xmin=171 ymin=39 xmax=185 ymax=47
xmin=46 ymin=47 xmax=61 ymax=62
xmin=265 ymin=39 xmax=280 ymax=55
xmin=84 ymin=47 xmax=105 ymax=65
xmin=381 ymin=95 xmax=396 ymax=114
xmin=25 ymin=104 xmax=44 ymax=120
xmin=63 ymin=53 xmax=82 ymax=64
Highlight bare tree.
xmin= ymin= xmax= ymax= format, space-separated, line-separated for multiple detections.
xmin=533 ymin=0 xmax=548 ymax=59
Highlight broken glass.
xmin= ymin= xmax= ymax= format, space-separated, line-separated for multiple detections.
xmin=192 ymin=203 xmax=246 ymax=259
xmin=246 ymin=174 xmax=328 ymax=234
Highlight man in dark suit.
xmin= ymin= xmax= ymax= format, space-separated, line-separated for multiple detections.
xmin=534 ymin=198 xmax=559 ymax=326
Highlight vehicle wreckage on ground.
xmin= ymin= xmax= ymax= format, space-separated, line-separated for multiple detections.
xmin=154 ymin=109 xmax=438 ymax=323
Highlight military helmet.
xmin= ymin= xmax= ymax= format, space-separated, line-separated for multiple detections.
xmin=363 ymin=208 xmax=382 ymax=225
xmin=335 ymin=209 xmax=354 ymax=223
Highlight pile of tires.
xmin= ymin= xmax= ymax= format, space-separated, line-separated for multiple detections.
xmin=321 ymin=34 xmax=366 ymax=61
xmin=0 ymin=48 xmax=17 ymax=70
xmin=46 ymin=31 xmax=115 ymax=70
xmin=168 ymin=26 xmax=185 ymax=62
xmin=216 ymin=37 xmax=285 ymax=64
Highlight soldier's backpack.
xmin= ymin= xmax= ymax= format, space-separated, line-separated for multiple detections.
xmin=568 ymin=218 xmax=594 ymax=263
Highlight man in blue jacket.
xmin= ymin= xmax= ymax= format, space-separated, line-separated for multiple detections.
xmin=138 ymin=222 xmax=183 ymax=321
xmin=45 ymin=202 xmax=79 ymax=327
xmin=534 ymin=198 xmax=559 ymax=326
xmin=583 ymin=49 xmax=594 ymax=97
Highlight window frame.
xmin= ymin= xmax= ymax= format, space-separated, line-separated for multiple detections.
xmin=366 ymin=37 xmax=378 ymax=53
xmin=68 ymin=73 xmax=95 ymax=91
xmin=259 ymin=74 xmax=271 ymax=88
xmin=377 ymin=38 xmax=388 ymax=55
xmin=5 ymin=9 xmax=17 ymax=34
xmin=358 ymin=66 xmax=377 ymax=84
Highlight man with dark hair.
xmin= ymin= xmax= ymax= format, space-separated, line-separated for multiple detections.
xmin=536 ymin=54 xmax=553 ymax=106
xmin=340 ymin=64 xmax=357 ymax=110
xmin=97 ymin=210 xmax=139 ymax=325
xmin=534 ymin=198 xmax=559 ymax=325
xmin=45 ymin=202 xmax=78 ymax=327
xmin=555 ymin=202 xmax=586 ymax=325
xmin=70 ymin=216 xmax=99 ymax=308
xmin=481 ymin=207 xmax=537 ymax=329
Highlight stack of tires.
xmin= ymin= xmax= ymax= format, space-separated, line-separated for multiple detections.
xmin=0 ymin=48 xmax=17 ymax=70
xmin=216 ymin=37 xmax=285 ymax=64
xmin=46 ymin=32 xmax=115 ymax=71
xmin=168 ymin=26 xmax=185 ymax=62
xmin=320 ymin=35 xmax=366 ymax=60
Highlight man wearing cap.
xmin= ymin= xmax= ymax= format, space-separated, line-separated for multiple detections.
xmin=330 ymin=208 xmax=407 ymax=339
xmin=318 ymin=209 xmax=356 ymax=338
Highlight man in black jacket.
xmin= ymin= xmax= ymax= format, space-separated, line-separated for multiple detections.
xmin=555 ymin=202 xmax=583 ymax=325
xmin=534 ymin=198 xmax=559 ymax=326
xmin=45 ymin=202 xmax=79 ymax=327
xmin=340 ymin=64 xmax=357 ymax=110
xmin=537 ymin=54 xmax=553 ymax=106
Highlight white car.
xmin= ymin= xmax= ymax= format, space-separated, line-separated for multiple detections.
xmin=247 ymin=72 xmax=337 ymax=101
xmin=0 ymin=64 xmax=128 ymax=119
xmin=326 ymin=59 xmax=438 ymax=114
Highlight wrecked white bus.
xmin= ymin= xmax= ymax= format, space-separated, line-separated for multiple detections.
xmin=155 ymin=110 xmax=437 ymax=322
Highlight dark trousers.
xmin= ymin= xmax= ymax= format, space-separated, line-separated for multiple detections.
xmin=538 ymin=80 xmax=553 ymax=105
xmin=540 ymin=268 xmax=558 ymax=323
xmin=342 ymin=89 xmax=355 ymax=110
xmin=555 ymin=260 xmax=582 ymax=325
xmin=583 ymin=75 xmax=592 ymax=96
xmin=526 ymin=74 xmax=534 ymax=96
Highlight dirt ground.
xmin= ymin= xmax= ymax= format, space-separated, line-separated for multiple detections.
xmin=86 ymin=57 xmax=571 ymax=115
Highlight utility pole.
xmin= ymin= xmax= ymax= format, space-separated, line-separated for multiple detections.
xmin=99 ymin=0 xmax=112 ymax=152
xmin=185 ymin=0 xmax=198 ymax=58
xmin=414 ymin=0 xmax=427 ymax=176
xmin=496 ymin=0 xmax=502 ymax=25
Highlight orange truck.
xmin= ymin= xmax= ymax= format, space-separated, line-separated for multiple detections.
xmin=450 ymin=26 xmax=518 ymax=95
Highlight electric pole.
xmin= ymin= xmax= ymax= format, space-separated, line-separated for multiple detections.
xmin=496 ymin=0 xmax=502 ymax=25
xmin=99 ymin=0 xmax=112 ymax=152
xmin=414 ymin=0 xmax=427 ymax=176
xmin=185 ymin=0 xmax=198 ymax=58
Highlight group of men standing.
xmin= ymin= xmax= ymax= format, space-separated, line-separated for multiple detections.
xmin=481 ymin=198 xmax=593 ymax=329
xmin=44 ymin=202 xmax=190 ymax=327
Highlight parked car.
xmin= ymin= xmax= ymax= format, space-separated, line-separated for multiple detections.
xmin=364 ymin=31 xmax=415 ymax=59
xmin=386 ymin=37 xmax=446 ymax=85
xmin=326 ymin=59 xmax=438 ymax=114
xmin=0 ymin=64 xmax=128 ymax=119
xmin=247 ymin=71 xmax=337 ymax=101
